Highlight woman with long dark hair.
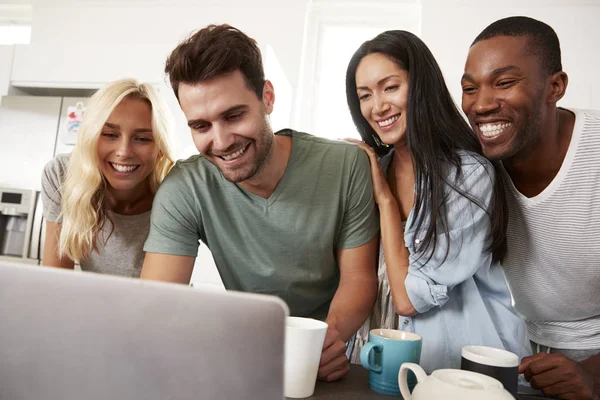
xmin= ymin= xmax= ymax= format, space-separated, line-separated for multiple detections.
xmin=345 ymin=30 xmax=529 ymax=371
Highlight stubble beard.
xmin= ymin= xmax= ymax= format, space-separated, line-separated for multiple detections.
xmin=221 ymin=116 xmax=274 ymax=184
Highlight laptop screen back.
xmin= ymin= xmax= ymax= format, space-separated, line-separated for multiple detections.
xmin=0 ymin=261 xmax=287 ymax=400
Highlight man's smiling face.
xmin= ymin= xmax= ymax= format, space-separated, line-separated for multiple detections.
xmin=179 ymin=70 xmax=274 ymax=183
xmin=461 ymin=35 xmax=549 ymax=161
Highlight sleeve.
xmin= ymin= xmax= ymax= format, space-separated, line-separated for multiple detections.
xmin=336 ymin=147 xmax=380 ymax=249
xmin=41 ymin=156 xmax=67 ymax=223
xmin=143 ymin=169 xmax=203 ymax=257
xmin=404 ymin=159 xmax=496 ymax=314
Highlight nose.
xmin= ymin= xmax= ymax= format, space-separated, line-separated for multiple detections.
xmin=471 ymin=86 xmax=500 ymax=115
xmin=115 ymin=137 xmax=132 ymax=158
xmin=211 ymin=124 xmax=235 ymax=152
xmin=372 ymin=93 xmax=390 ymax=115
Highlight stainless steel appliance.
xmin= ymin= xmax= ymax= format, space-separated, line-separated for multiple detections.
xmin=0 ymin=187 xmax=43 ymax=265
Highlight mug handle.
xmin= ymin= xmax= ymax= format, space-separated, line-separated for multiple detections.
xmin=399 ymin=363 xmax=427 ymax=400
xmin=360 ymin=342 xmax=383 ymax=373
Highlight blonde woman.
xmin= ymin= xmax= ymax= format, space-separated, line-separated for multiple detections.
xmin=41 ymin=78 xmax=175 ymax=277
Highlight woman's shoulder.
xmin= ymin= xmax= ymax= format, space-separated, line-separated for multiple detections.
xmin=44 ymin=153 xmax=71 ymax=177
xmin=451 ymin=150 xmax=494 ymax=182
xmin=440 ymin=150 xmax=496 ymax=200
xmin=42 ymin=153 xmax=71 ymax=191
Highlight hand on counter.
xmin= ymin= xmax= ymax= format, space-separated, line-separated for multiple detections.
xmin=318 ymin=326 xmax=350 ymax=382
xmin=519 ymin=352 xmax=598 ymax=400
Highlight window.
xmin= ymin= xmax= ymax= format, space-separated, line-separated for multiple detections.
xmin=295 ymin=1 xmax=421 ymax=140
xmin=0 ymin=3 xmax=32 ymax=45
xmin=0 ymin=25 xmax=31 ymax=44
xmin=311 ymin=25 xmax=388 ymax=140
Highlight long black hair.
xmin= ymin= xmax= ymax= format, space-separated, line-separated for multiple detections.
xmin=346 ymin=30 xmax=507 ymax=263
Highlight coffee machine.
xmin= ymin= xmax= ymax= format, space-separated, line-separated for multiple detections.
xmin=0 ymin=188 xmax=39 ymax=264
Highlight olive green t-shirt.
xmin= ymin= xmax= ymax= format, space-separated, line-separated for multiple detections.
xmin=144 ymin=129 xmax=379 ymax=319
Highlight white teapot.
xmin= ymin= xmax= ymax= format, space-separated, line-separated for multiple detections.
xmin=399 ymin=363 xmax=515 ymax=400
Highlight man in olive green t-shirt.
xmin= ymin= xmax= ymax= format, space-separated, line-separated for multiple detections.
xmin=141 ymin=24 xmax=379 ymax=383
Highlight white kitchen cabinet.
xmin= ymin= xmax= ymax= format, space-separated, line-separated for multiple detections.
xmin=11 ymin=43 xmax=167 ymax=89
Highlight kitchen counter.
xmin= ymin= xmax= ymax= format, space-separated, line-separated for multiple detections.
xmin=295 ymin=364 xmax=552 ymax=399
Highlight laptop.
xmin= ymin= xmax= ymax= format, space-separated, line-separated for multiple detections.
xmin=0 ymin=261 xmax=288 ymax=400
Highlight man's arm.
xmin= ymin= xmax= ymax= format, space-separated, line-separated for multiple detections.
xmin=140 ymin=253 xmax=196 ymax=284
xmin=318 ymin=234 xmax=378 ymax=382
xmin=520 ymin=352 xmax=599 ymax=400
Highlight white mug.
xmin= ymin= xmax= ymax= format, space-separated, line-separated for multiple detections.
xmin=284 ymin=317 xmax=328 ymax=398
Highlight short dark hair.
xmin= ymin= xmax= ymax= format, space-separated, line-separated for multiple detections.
xmin=472 ymin=16 xmax=562 ymax=75
xmin=165 ymin=24 xmax=265 ymax=100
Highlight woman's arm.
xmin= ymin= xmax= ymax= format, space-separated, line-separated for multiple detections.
xmin=378 ymin=197 xmax=416 ymax=316
xmin=41 ymin=221 xmax=74 ymax=269
xmin=401 ymin=160 xmax=497 ymax=314
xmin=344 ymin=139 xmax=416 ymax=316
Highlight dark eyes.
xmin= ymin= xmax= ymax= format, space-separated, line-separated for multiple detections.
xmin=192 ymin=123 xmax=209 ymax=133
xmin=225 ymin=112 xmax=244 ymax=121
xmin=461 ymin=79 xmax=517 ymax=94
xmin=497 ymin=80 xmax=517 ymax=88
xmin=100 ymin=132 xmax=152 ymax=143
xmin=358 ymin=84 xmax=399 ymax=101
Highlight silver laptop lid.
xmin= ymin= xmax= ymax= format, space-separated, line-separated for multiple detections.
xmin=0 ymin=261 xmax=288 ymax=400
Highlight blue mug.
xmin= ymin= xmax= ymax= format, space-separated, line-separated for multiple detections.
xmin=360 ymin=329 xmax=422 ymax=397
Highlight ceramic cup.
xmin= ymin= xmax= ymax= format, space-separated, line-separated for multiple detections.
xmin=284 ymin=317 xmax=328 ymax=398
xmin=461 ymin=345 xmax=519 ymax=397
xmin=360 ymin=329 xmax=422 ymax=396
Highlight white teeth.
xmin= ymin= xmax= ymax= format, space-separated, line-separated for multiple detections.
xmin=479 ymin=122 xmax=512 ymax=138
xmin=111 ymin=163 xmax=138 ymax=173
xmin=377 ymin=115 xmax=400 ymax=128
xmin=221 ymin=146 xmax=247 ymax=161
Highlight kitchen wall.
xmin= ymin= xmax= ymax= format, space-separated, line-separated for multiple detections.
xmin=15 ymin=0 xmax=307 ymax=158
xmin=420 ymin=0 xmax=600 ymax=110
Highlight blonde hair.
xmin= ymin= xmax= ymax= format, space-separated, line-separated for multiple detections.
xmin=58 ymin=78 xmax=175 ymax=262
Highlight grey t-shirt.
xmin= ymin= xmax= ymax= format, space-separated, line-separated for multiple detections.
xmin=144 ymin=130 xmax=379 ymax=319
xmin=41 ymin=154 xmax=149 ymax=278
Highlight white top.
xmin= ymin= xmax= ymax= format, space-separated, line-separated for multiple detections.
xmin=501 ymin=108 xmax=600 ymax=349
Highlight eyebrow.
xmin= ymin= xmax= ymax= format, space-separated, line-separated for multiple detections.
xmin=103 ymin=122 xmax=152 ymax=133
xmin=187 ymin=104 xmax=249 ymax=128
xmin=461 ymin=65 xmax=520 ymax=82
xmin=357 ymin=75 xmax=402 ymax=91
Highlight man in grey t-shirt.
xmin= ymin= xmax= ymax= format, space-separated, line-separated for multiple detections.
xmin=141 ymin=24 xmax=379 ymax=382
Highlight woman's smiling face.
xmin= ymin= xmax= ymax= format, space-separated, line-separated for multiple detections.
xmin=355 ymin=52 xmax=409 ymax=146
xmin=96 ymin=96 xmax=158 ymax=196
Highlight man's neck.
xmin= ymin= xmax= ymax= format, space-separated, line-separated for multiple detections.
xmin=504 ymin=108 xmax=575 ymax=198
xmin=239 ymin=133 xmax=293 ymax=199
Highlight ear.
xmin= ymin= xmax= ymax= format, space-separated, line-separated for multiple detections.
xmin=262 ymin=80 xmax=275 ymax=115
xmin=547 ymin=71 xmax=568 ymax=103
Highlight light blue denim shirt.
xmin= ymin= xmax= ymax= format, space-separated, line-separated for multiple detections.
xmin=351 ymin=149 xmax=531 ymax=372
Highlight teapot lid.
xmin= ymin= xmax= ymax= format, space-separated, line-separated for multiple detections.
xmin=432 ymin=369 xmax=505 ymax=392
